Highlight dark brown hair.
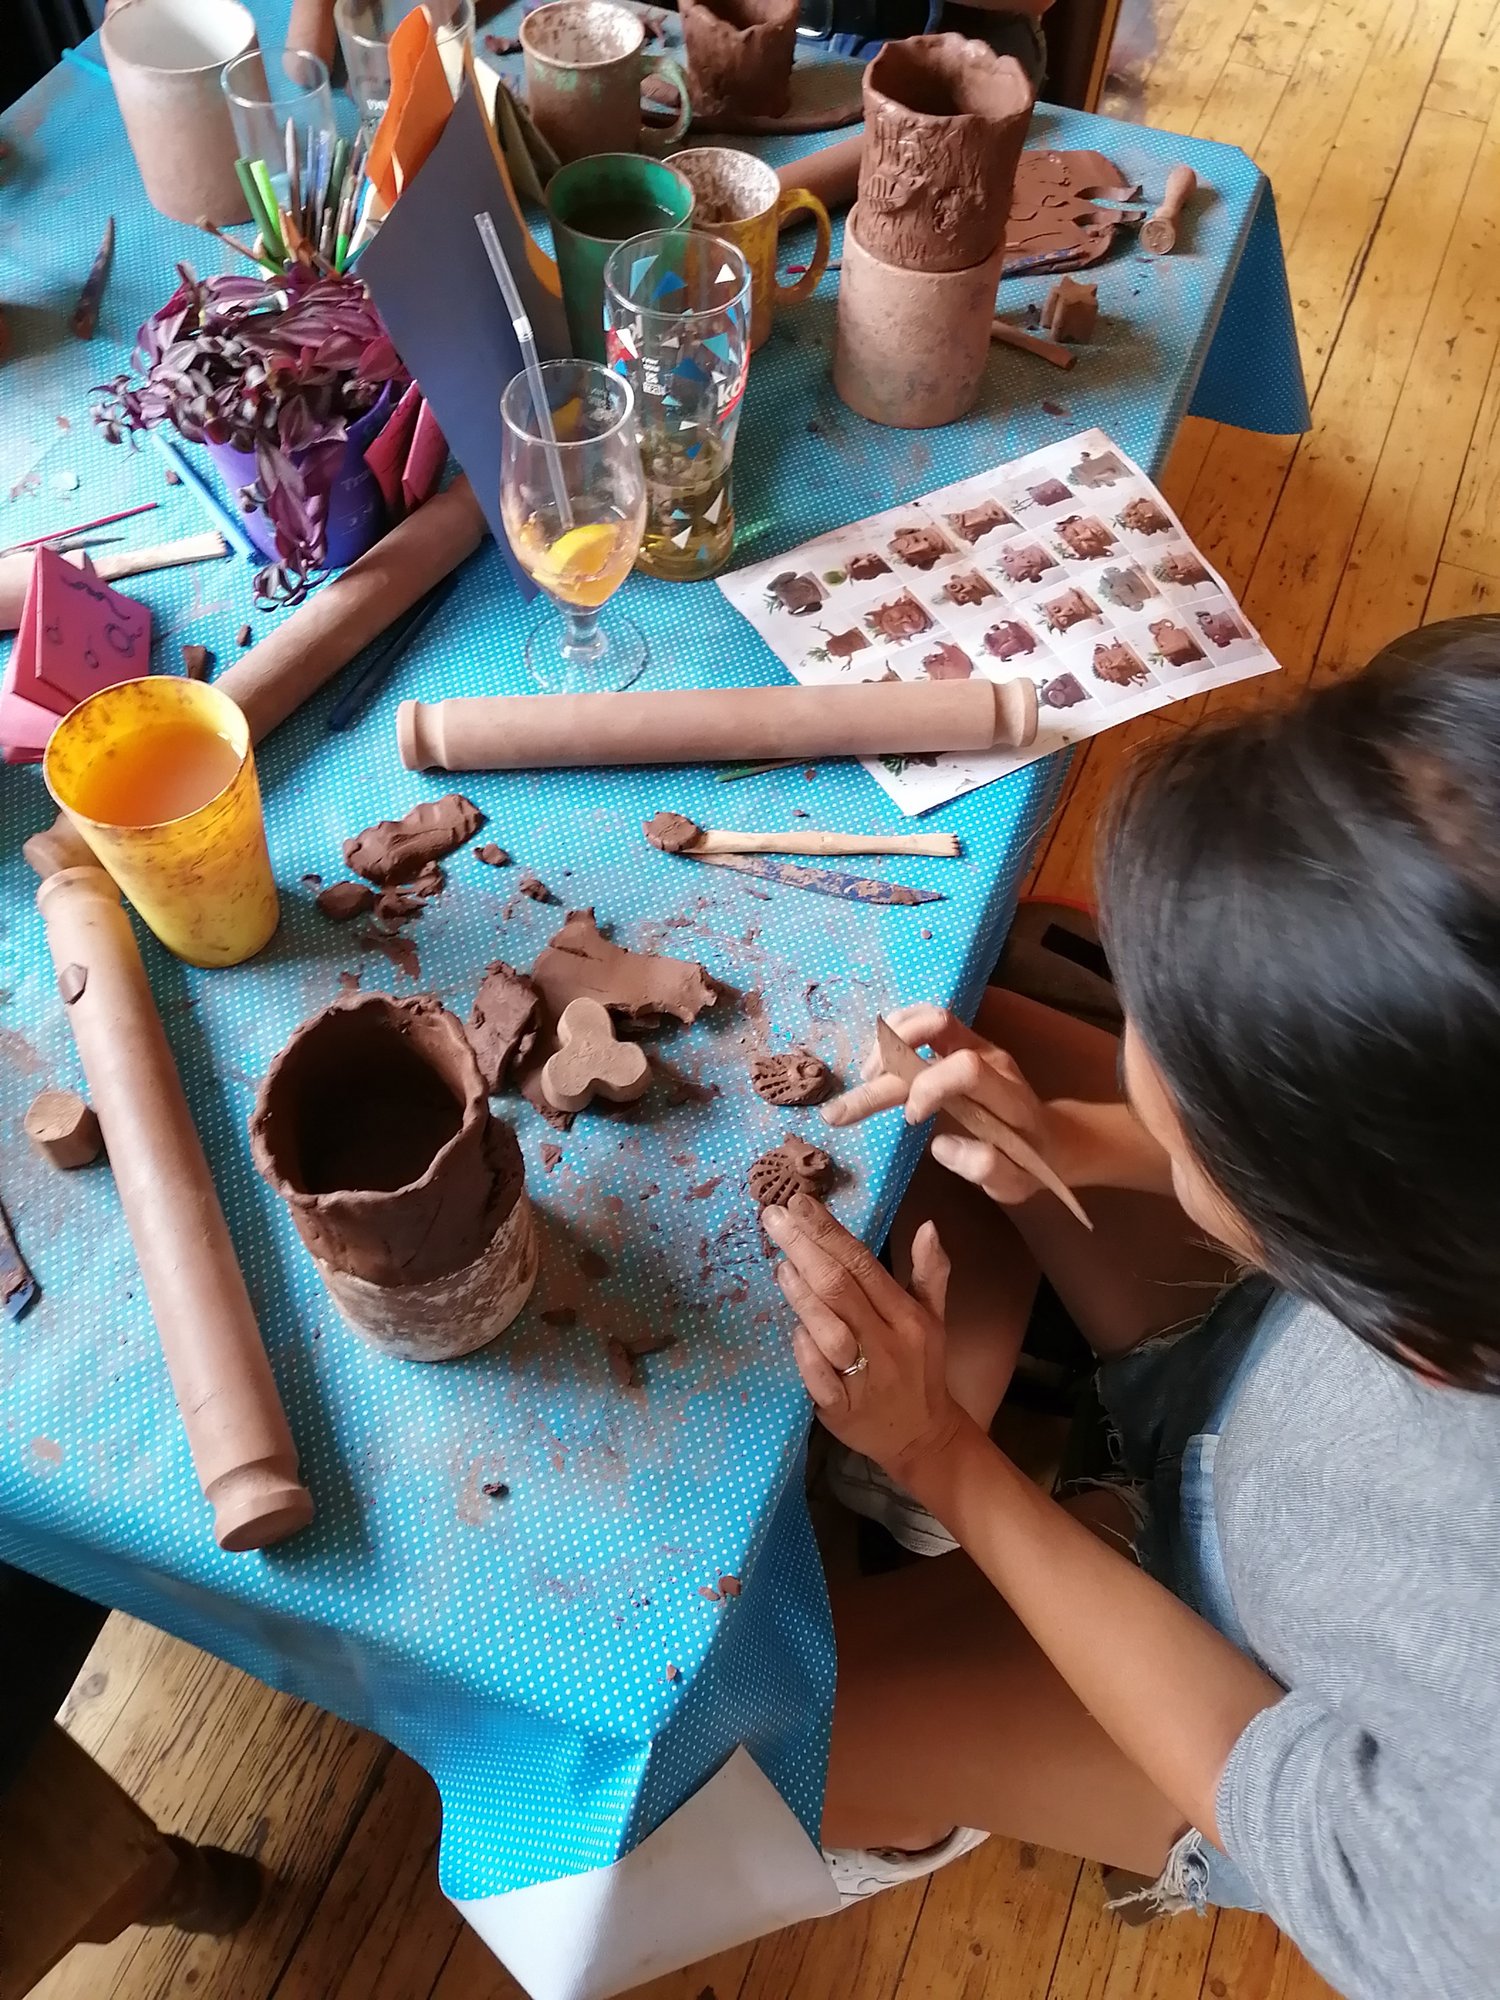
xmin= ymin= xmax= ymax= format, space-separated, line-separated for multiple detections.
xmin=1100 ymin=619 xmax=1500 ymax=1391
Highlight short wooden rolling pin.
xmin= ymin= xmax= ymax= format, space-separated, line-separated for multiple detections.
xmin=36 ymin=866 xmax=314 ymax=1552
xmin=398 ymin=677 xmax=1039 ymax=772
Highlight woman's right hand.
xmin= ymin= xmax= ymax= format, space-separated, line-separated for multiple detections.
xmin=822 ymin=1003 xmax=1069 ymax=1208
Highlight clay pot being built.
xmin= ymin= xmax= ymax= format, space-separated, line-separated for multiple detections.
xmin=679 ymin=0 xmax=798 ymax=120
xmin=251 ymin=992 xmax=538 ymax=1361
xmin=858 ymin=34 xmax=1034 ymax=274
xmin=834 ymin=202 xmax=1006 ymax=428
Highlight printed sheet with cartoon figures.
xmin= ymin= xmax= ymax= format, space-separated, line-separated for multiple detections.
xmin=718 ymin=429 xmax=1279 ymax=814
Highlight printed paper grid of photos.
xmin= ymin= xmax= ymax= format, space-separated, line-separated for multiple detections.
xmin=718 ymin=428 xmax=1279 ymax=814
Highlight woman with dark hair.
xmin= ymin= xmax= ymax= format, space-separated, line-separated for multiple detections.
xmin=765 ymin=627 xmax=1500 ymax=2000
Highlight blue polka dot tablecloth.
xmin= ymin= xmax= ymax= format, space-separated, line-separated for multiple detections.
xmin=0 ymin=0 xmax=1306 ymax=1963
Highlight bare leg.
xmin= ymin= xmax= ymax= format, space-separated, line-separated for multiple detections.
xmin=821 ymin=1498 xmax=1186 ymax=1872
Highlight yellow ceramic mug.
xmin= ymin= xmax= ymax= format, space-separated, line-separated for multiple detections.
xmin=671 ymin=146 xmax=832 ymax=350
xmin=44 ymin=677 xmax=280 ymax=968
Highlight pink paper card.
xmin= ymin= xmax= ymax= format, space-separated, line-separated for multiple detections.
xmin=402 ymin=398 xmax=448 ymax=512
xmin=364 ymin=381 xmax=422 ymax=516
xmin=21 ymin=547 xmax=152 ymax=709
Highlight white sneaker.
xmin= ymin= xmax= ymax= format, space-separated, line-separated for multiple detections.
xmin=824 ymin=1826 xmax=990 ymax=1906
xmin=824 ymin=1446 xmax=958 ymax=1557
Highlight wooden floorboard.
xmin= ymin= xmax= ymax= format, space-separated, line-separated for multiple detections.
xmin=33 ymin=0 xmax=1480 ymax=1988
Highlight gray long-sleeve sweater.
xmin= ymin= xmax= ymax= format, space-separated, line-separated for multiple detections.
xmin=1213 ymin=1300 xmax=1500 ymax=1999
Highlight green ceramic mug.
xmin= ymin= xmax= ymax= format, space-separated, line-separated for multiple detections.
xmin=548 ymin=154 xmax=695 ymax=363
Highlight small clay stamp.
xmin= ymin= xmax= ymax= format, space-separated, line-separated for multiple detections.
xmin=750 ymin=1050 xmax=833 ymax=1107
xmin=541 ymin=998 xmax=651 ymax=1115
xmin=748 ymin=1134 xmax=836 ymax=1208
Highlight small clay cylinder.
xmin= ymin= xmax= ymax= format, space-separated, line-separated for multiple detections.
xmin=680 ymin=0 xmax=798 ymax=120
xmin=24 ymin=1088 xmax=103 ymax=1170
xmin=251 ymin=994 xmax=538 ymax=1361
xmin=834 ymin=203 xmax=1006 ymax=428
xmin=858 ymin=34 xmax=1034 ymax=274
xmin=35 ymin=865 xmax=312 ymax=1552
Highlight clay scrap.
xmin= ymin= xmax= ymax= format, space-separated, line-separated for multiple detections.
xmin=24 ymin=1087 xmax=103 ymax=1170
xmin=345 ymin=795 xmax=484 ymax=886
xmin=317 ymin=881 xmax=376 ymax=922
xmin=1003 ymin=148 xmax=1138 ymax=275
xmin=750 ymin=1050 xmax=832 ymax=1106
xmin=1040 ymin=278 xmax=1098 ymax=344
xmin=467 ymin=960 xmax=539 ymax=1092
xmin=531 ymin=908 xmax=717 ymax=1030
xmin=541 ymin=998 xmax=652 ymax=1114
xmin=749 ymin=1134 xmax=836 ymax=1207
xmin=644 ymin=811 xmax=704 ymax=853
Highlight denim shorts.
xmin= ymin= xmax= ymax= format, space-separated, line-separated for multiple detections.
xmin=1079 ymin=1277 xmax=1300 ymax=1917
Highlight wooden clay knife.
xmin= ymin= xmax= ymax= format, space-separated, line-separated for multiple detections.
xmin=875 ymin=1016 xmax=1092 ymax=1228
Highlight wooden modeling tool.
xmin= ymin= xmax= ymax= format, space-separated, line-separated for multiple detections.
xmin=399 ymin=677 xmax=1039 ymax=772
xmin=0 ymin=1197 xmax=37 ymax=1319
xmin=687 ymin=850 xmax=943 ymax=905
xmin=874 ymin=1017 xmax=1091 ymax=1227
xmin=1141 ymin=165 xmax=1197 ymax=254
xmin=643 ymin=811 xmax=960 ymax=858
xmin=540 ymin=999 xmax=651 ymax=1114
xmin=68 ymin=217 xmax=115 ymax=339
xmin=36 ymin=866 xmax=313 ymax=1549
xmin=1 ymin=534 xmax=227 ymax=632
xmin=990 ymin=319 xmax=1076 ymax=371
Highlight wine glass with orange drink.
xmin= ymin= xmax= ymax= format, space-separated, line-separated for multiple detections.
xmin=500 ymin=359 xmax=648 ymax=692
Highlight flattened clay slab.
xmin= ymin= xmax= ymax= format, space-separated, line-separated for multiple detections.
xmin=748 ymin=1134 xmax=835 ymax=1207
xmin=644 ymin=811 xmax=702 ymax=853
xmin=531 ymin=908 xmax=717 ymax=1028
xmin=467 ymin=961 xmax=540 ymax=1092
xmin=750 ymin=1049 xmax=832 ymax=1105
xmin=345 ymin=795 xmax=484 ymax=886
xmin=1003 ymin=148 xmax=1137 ymax=276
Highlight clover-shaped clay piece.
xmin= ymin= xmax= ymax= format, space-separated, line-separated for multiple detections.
xmin=540 ymin=998 xmax=651 ymax=1114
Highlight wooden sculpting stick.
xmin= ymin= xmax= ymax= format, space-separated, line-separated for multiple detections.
xmin=25 ymin=478 xmax=488 ymax=877
xmin=0 ymin=534 xmax=227 ymax=632
xmin=990 ymin=320 xmax=1076 ymax=371
xmin=36 ymin=866 xmax=314 ymax=1550
xmin=1141 ymin=165 xmax=1197 ymax=254
xmin=875 ymin=1016 xmax=1092 ymax=1229
xmin=399 ymin=677 xmax=1039 ymax=772
xmin=693 ymin=827 xmax=956 ymax=856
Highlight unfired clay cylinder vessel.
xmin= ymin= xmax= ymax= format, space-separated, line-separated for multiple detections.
xmin=251 ymin=993 xmax=538 ymax=1362
xmin=36 ymin=864 xmax=313 ymax=1553
xmin=680 ymin=0 xmax=798 ymax=120
xmin=858 ymin=35 xmax=1034 ymax=274
xmin=834 ymin=202 xmax=1006 ymax=428
xmin=101 ymin=0 xmax=258 ymax=227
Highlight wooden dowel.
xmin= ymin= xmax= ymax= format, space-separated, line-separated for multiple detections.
xmin=990 ymin=319 xmax=1077 ymax=370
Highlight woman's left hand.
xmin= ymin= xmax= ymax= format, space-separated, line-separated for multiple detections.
xmin=762 ymin=1193 xmax=967 ymax=1481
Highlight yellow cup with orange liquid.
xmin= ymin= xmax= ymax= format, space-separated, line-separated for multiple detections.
xmin=44 ymin=678 xmax=280 ymax=968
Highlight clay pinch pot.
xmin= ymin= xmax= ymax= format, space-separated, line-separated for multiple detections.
xmin=251 ymin=993 xmax=538 ymax=1361
xmin=679 ymin=0 xmax=798 ymax=120
xmin=834 ymin=202 xmax=1006 ymax=430
xmin=858 ymin=34 xmax=1035 ymax=275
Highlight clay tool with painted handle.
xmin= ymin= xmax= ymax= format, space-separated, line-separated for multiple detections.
xmin=875 ymin=1016 xmax=1091 ymax=1227
xmin=0 ymin=1198 xmax=37 ymax=1320
xmin=36 ymin=865 xmax=314 ymax=1551
xmin=644 ymin=810 xmax=959 ymax=858
xmin=687 ymin=850 xmax=943 ymax=905
xmin=1141 ymin=166 xmax=1197 ymax=254
xmin=399 ymin=676 xmax=1039 ymax=772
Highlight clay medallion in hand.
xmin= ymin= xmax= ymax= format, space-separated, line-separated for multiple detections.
xmin=541 ymin=999 xmax=651 ymax=1114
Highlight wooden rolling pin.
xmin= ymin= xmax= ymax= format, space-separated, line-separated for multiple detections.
xmin=777 ymin=134 xmax=863 ymax=216
xmin=0 ymin=534 xmax=228 ymax=632
xmin=36 ymin=866 xmax=314 ymax=1551
xmin=25 ymin=478 xmax=488 ymax=878
xmin=399 ymin=677 xmax=1039 ymax=772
